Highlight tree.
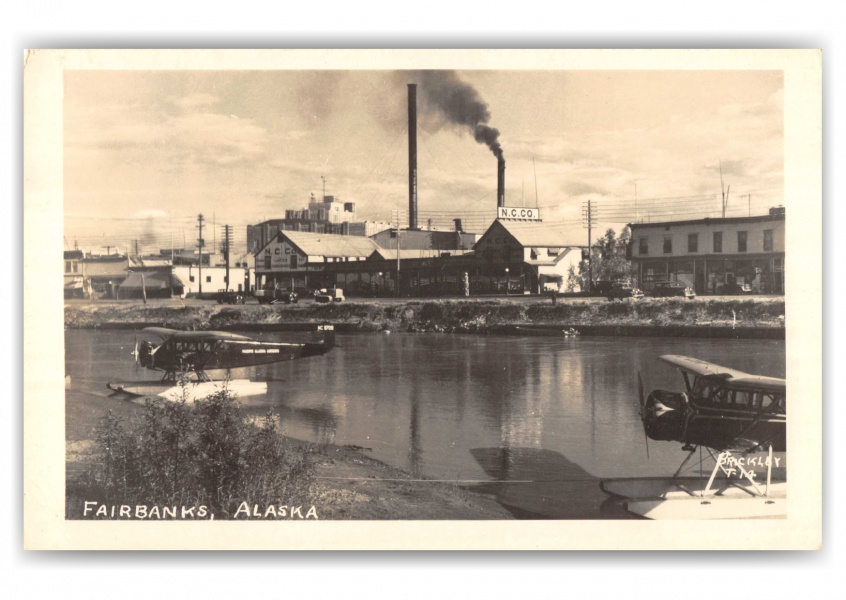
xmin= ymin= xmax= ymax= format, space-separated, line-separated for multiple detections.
xmin=566 ymin=227 xmax=636 ymax=292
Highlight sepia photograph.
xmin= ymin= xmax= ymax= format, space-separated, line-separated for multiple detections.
xmin=23 ymin=48 xmax=822 ymax=550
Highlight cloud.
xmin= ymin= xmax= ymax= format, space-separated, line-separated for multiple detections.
xmin=295 ymin=72 xmax=343 ymax=123
xmin=130 ymin=209 xmax=168 ymax=219
xmin=66 ymin=95 xmax=269 ymax=169
xmin=563 ymin=180 xmax=609 ymax=196
xmin=169 ymin=93 xmax=220 ymax=110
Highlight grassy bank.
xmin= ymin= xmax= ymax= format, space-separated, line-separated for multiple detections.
xmin=65 ymin=296 xmax=785 ymax=335
xmin=66 ymin=387 xmax=511 ymax=520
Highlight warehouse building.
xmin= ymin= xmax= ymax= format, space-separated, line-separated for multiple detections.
xmin=253 ymin=229 xmax=379 ymax=293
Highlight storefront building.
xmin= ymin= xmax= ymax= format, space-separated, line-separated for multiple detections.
xmin=629 ymin=210 xmax=785 ymax=295
xmin=253 ymin=229 xmax=379 ymax=293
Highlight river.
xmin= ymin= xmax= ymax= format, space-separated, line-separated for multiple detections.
xmin=65 ymin=330 xmax=785 ymax=518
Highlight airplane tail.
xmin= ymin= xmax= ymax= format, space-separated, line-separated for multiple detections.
xmin=310 ymin=323 xmax=336 ymax=352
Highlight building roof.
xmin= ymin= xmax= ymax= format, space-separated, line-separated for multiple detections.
xmin=628 ymin=213 xmax=785 ymax=230
xmin=476 ymin=220 xmax=585 ymax=249
xmin=82 ymin=255 xmax=128 ymax=277
xmin=523 ymin=247 xmax=580 ymax=266
xmin=282 ymin=230 xmax=379 ymax=258
xmin=119 ymin=271 xmax=175 ymax=291
xmin=129 ymin=256 xmax=173 ymax=268
xmin=369 ymin=228 xmax=476 ymax=251
xmin=368 ymin=248 xmax=473 ymax=261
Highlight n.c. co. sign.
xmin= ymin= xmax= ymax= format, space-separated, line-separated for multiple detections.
xmin=497 ymin=206 xmax=541 ymax=221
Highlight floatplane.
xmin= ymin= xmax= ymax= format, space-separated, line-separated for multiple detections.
xmin=601 ymin=355 xmax=786 ymax=519
xmin=107 ymin=325 xmax=335 ymax=402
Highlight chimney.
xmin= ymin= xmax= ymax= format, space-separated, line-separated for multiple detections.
xmin=454 ymin=218 xmax=463 ymax=232
xmin=497 ymin=156 xmax=506 ymax=207
xmin=408 ymin=83 xmax=418 ymax=230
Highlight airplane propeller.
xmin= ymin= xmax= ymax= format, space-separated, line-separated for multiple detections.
xmin=131 ymin=335 xmax=140 ymax=372
xmin=637 ymin=370 xmax=649 ymax=460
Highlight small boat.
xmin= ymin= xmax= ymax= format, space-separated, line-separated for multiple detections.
xmin=513 ymin=326 xmax=580 ymax=337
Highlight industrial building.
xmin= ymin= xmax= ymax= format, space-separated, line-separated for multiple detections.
xmin=629 ymin=208 xmax=785 ymax=295
xmin=246 ymin=195 xmax=392 ymax=254
xmin=469 ymin=220 xmax=585 ymax=294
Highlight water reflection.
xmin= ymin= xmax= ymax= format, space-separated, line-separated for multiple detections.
xmin=470 ymin=447 xmax=631 ymax=519
xmin=66 ymin=330 xmax=785 ymax=517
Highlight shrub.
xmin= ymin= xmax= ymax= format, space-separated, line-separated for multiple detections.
xmin=67 ymin=385 xmax=315 ymax=518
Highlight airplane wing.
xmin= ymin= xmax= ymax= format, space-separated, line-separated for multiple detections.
xmin=659 ymin=354 xmax=785 ymax=391
xmin=658 ymin=354 xmax=751 ymax=380
xmin=169 ymin=330 xmax=255 ymax=342
xmin=141 ymin=326 xmax=181 ymax=339
xmin=726 ymin=375 xmax=786 ymax=393
xmin=141 ymin=327 xmax=253 ymax=342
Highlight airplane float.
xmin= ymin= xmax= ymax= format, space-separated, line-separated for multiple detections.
xmin=107 ymin=324 xmax=335 ymax=402
xmin=601 ymin=355 xmax=786 ymax=520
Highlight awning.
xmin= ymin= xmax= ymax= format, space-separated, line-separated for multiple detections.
xmin=118 ymin=272 xmax=173 ymax=291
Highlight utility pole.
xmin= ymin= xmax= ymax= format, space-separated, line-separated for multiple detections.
xmin=221 ymin=224 xmax=232 ymax=292
xmin=133 ymin=239 xmax=139 ymax=257
xmin=197 ymin=213 xmax=205 ymax=296
xmin=582 ymin=199 xmax=596 ymax=294
xmin=321 ymin=175 xmax=326 ymax=200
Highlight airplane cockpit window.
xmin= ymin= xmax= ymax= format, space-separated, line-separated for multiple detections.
xmin=711 ymin=387 xmax=729 ymax=405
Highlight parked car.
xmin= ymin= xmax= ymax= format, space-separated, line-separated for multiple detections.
xmin=254 ymin=288 xmax=298 ymax=304
xmin=651 ymin=281 xmax=696 ymax=299
xmin=314 ymin=288 xmax=345 ymax=303
xmin=603 ymin=282 xmax=645 ymax=301
xmin=723 ymin=282 xmax=753 ymax=295
xmin=593 ymin=280 xmax=644 ymax=301
xmin=215 ymin=289 xmax=246 ymax=304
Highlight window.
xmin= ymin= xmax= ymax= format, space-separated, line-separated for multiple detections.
xmin=663 ymin=237 xmax=672 ymax=254
xmin=737 ymin=231 xmax=747 ymax=253
xmin=763 ymin=229 xmax=773 ymax=252
xmin=206 ymin=276 xmax=212 ymax=283
xmin=189 ymin=275 xmax=195 ymax=283
xmin=65 ymin=261 xmax=72 ymax=273
xmin=290 ymin=254 xmax=298 ymax=269
xmin=639 ymin=238 xmax=648 ymax=255
xmin=713 ymin=232 xmax=723 ymax=253
xmin=264 ymin=255 xmax=272 ymax=270
xmin=688 ymin=233 xmax=698 ymax=253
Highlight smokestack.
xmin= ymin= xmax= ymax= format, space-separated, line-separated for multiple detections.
xmin=497 ymin=157 xmax=506 ymax=207
xmin=408 ymin=83 xmax=418 ymax=230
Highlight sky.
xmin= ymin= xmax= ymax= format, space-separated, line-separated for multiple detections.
xmin=63 ymin=69 xmax=784 ymax=256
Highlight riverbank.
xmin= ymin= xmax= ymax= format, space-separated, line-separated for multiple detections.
xmin=65 ymin=390 xmax=512 ymax=520
xmin=65 ymin=296 xmax=785 ymax=337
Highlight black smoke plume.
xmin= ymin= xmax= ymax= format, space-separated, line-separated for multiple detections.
xmin=415 ymin=70 xmax=503 ymax=160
